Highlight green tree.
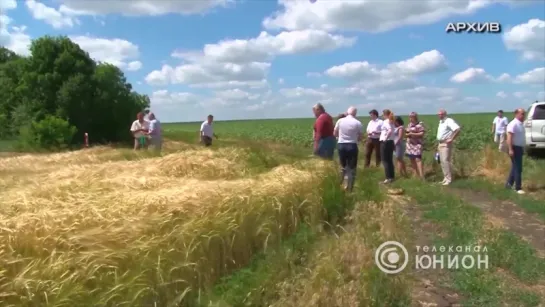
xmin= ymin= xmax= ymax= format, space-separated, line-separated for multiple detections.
xmin=0 ymin=36 xmax=150 ymax=150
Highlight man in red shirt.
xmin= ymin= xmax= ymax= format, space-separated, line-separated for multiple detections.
xmin=312 ymin=103 xmax=335 ymax=159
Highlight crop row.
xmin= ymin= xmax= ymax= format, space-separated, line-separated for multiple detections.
xmin=165 ymin=113 xmax=496 ymax=151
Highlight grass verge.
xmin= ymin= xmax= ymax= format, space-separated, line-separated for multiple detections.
xmin=394 ymin=178 xmax=545 ymax=306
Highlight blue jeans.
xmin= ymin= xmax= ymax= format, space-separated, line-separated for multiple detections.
xmin=506 ymin=146 xmax=523 ymax=190
xmin=338 ymin=143 xmax=359 ymax=191
xmin=315 ymin=136 xmax=336 ymax=160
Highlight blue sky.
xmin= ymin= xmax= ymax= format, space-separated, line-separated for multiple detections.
xmin=1 ymin=0 xmax=544 ymax=122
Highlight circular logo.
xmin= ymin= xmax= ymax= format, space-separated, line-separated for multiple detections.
xmin=375 ymin=241 xmax=409 ymax=274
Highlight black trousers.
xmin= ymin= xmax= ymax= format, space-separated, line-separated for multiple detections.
xmin=338 ymin=143 xmax=359 ymax=191
xmin=380 ymin=140 xmax=395 ymax=180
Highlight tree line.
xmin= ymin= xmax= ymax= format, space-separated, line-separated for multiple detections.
xmin=0 ymin=36 xmax=150 ymax=150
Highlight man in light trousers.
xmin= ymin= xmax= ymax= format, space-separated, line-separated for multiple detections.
xmin=147 ymin=112 xmax=162 ymax=152
xmin=436 ymin=109 xmax=461 ymax=185
xmin=492 ymin=110 xmax=509 ymax=152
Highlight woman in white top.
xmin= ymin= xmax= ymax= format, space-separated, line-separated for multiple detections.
xmin=379 ymin=109 xmax=396 ymax=183
xmin=393 ymin=116 xmax=408 ymax=177
xmin=334 ymin=106 xmax=363 ymax=192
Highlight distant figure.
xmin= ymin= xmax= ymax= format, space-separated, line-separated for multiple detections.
xmin=312 ymin=103 xmax=335 ymax=160
xmin=130 ymin=112 xmax=149 ymax=150
xmin=436 ymin=109 xmax=461 ymax=185
xmin=147 ymin=112 xmax=162 ymax=152
xmin=492 ymin=110 xmax=509 ymax=152
xmin=334 ymin=106 xmax=363 ymax=192
xmin=405 ymin=112 xmax=425 ymax=180
xmin=200 ymin=114 xmax=218 ymax=146
xmin=365 ymin=109 xmax=383 ymax=167
xmin=379 ymin=109 xmax=396 ymax=183
xmin=393 ymin=116 xmax=407 ymax=177
xmin=505 ymin=108 xmax=526 ymax=194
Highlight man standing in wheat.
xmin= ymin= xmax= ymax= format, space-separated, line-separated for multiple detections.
xmin=146 ymin=112 xmax=162 ymax=152
xmin=312 ymin=103 xmax=335 ymax=160
xmin=505 ymin=108 xmax=526 ymax=194
xmin=200 ymin=114 xmax=218 ymax=146
xmin=492 ymin=110 xmax=509 ymax=152
xmin=130 ymin=112 xmax=149 ymax=150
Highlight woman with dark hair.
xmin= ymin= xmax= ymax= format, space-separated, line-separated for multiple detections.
xmin=379 ymin=109 xmax=395 ymax=183
xmin=394 ymin=116 xmax=408 ymax=177
xmin=405 ymin=112 xmax=425 ymax=179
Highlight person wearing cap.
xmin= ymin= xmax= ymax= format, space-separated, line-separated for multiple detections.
xmin=312 ymin=103 xmax=335 ymax=159
xmin=492 ymin=110 xmax=509 ymax=152
xmin=365 ymin=109 xmax=383 ymax=167
xmin=334 ymin=106 xmax=363 ymax=191
xmin=146 ymin=112 xmax=162 ymax=152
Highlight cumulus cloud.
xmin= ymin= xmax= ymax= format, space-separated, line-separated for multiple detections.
xmin=69 ymin=36 xmax=143 ymax=71
xmin=57 ymin=0 xmax=232 ymax=16
xmin=0 ymin=2 xmax=32 ymax=56
xmin=145 ymin=30 xmax=355 ymax=87
xmin=263 ymin=0 xmax=500 ymax=33
xmin=25 ymin=0 xmax=77 ymax=29
xmin=503 ymin=19 xmax=545 ymax=61
xmin=450 ymin=67 xmax=520 ymax=84
xmin=513 ymin=67 xmax=545 ymax=84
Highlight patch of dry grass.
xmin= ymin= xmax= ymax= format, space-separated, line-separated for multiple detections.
xmin=0 ymin=142 xmax=338 ymax=306
xmin=270 ymin=200 xmax=411 ymax=307
xmin=477 ymin=146 xmax=545 ymax=192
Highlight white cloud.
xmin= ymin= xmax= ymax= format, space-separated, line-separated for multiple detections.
xmin=0 ymin=14 xmax=32 ymax=56
xmin=146 ymin=30 xmax=354 ymax=87
xmin=69 ymin=36 xmax=142 ymax=71
xmin=127 ymin=61 xmax=142 ymax=71
xmin=450 ymin=67 xmax=515 ymax=83
xmin=263 ymin=0 xmax=496 ymax=32
xmin=57 ymin=0 xmax=232 ymax=16
xmin=150 ymin=90 xmax=199 ymax=106
xmin=503 ymin=19 xmax=545 ymax=61
xmin=450 ymin=68 xmax=493 ymax=83
xmin=513 ymin=67 xmax=545 ymax=85
xmin=326 ymin=50 xmax=447 ymax=80
xmin=25 ymin=0 xmax=76 ymax=29
xmin=496 ymin=91 xmax=508 ymax=99
xmin=0 ymin=0 xmax=17 ymax=10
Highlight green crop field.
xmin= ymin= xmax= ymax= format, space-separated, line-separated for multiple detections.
xmin=163 ymin=112 xmax=496 ymax=151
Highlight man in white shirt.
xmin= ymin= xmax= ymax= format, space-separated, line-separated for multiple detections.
xmin=334 ymin=106 xmax=363 ymax=191
xmin=492 ymin=110 xmax=509 ymax=152
xmin=200 ymin=114 xmax=218 ymax=146
xmin=365 ymin=109 xmax=383 ymax=168
xmin=505 ymin=108 xmax=526 ymax=194
xmin=130 ymin=112 xmax=149 ymax=150
xmin=146 ymin=112 xmax=162 ymax=152
xmin=436 ymin=109 xmax=461 ymax=185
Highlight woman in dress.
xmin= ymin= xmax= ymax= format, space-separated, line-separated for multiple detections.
xmin=405 ymin=112 xmax=425 ymax=179
xmin=394 ymin=116 xmax=408 ymax=177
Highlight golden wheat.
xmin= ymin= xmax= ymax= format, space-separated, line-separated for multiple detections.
xmin=0 ymin=142 xmax=335 ymax=306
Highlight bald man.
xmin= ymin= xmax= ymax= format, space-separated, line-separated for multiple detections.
xmin=505 ymin=108 xmax=526 ymax=194
xmin=312 ymin=103 xmax=335 ymax=159
xmin=436 ymin=109 xmax=461 ymax=185
xmin=334 ymin=106 xmax=363 ymax=191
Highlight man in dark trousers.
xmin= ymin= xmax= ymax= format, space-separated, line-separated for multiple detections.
xmin=312 ymin=103 xmax=335 ymax=159
xmin=364 ymin=109 xmax=383 ymax=167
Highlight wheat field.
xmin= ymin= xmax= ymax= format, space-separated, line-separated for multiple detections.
xmin=0 ymin=140 xmax=343 ymax=306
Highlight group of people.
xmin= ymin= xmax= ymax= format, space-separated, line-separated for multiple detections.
xmin=130 ymin=111 xmax=162 ymax=151
xmin=313 ymin=104 xmax=527 ymax=194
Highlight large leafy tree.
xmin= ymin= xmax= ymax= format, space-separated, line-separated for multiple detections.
xmin=0 ymin=36 xmax=150 ymax=148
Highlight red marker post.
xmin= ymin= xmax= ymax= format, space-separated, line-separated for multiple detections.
xmin=84 ymin=132 xmax=89 ymax=148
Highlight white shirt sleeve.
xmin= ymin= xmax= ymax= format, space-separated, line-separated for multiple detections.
xmin=503 ymin=117 xmax=509 ymax=125
xmin=506 ymin=122 xmax=515 ymax=134
xmin=130 ymin=121 xmax=138 ymax=132
xmin=447 ymin=118 xmax=460 ymax=131
xmin=200 ymin=122 xmax=205 ymax=131
xmin=492 ymin=117 xmax=497 ymax=124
